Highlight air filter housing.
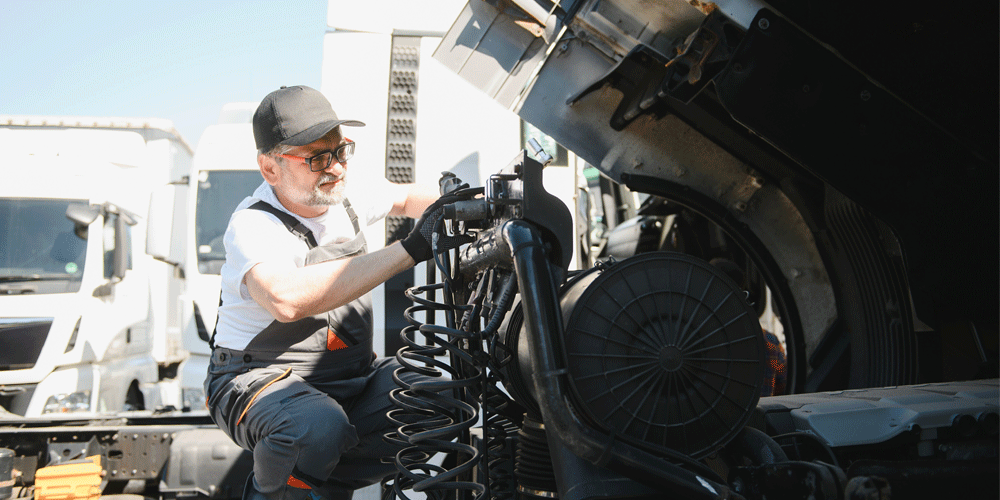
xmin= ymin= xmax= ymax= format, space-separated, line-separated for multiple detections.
xmin=558 ymin=252 xmax=765 ymax=459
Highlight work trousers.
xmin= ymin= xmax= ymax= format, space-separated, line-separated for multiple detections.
xmin=205 ymin=348 xmax=420 ymax=500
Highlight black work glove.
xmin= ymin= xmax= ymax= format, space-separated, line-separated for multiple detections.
xmin=400 ymin=194 xmax=473 ymax=263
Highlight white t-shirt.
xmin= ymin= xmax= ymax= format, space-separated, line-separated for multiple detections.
xmin=213 ymin=178 xmax=395 ymax=350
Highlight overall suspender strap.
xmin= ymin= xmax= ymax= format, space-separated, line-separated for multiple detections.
xmin=210 ymin=201 xmax=321 ymax=348
xmin=209 ymin=293 xmax=222 ymax=349
xmin=342 ymin=199 xmax=361 ymax=235
xmin=248 ymin=200 xmax=319 ymax=248
xmin=210 ymin=199 xmax=361 ymax=349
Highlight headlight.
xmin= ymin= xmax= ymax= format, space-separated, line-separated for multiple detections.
xmin=43 ymin=391 xmax=92 ymax=413
xmin=181 ymin=387 xmax=205 ymax=410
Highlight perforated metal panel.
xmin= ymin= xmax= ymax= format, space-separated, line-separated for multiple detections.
xmin=384 ymin=36 xmax=421 ymax=357
xmin=384 ymin=36 xmax=420 ymax=245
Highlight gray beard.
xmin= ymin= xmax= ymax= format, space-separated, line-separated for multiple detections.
xmin=305 ymin=173 xmax=346 ymax=206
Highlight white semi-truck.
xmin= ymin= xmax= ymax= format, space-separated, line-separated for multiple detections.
xmin=0 ymin=116 xmax=195 ymax=416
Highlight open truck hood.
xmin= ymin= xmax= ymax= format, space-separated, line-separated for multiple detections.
xmin=436 ymin=0 xmax=997 ymax=338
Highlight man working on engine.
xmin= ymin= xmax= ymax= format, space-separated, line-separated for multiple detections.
xmin=204 ymin=85 xmax=467 ymax=500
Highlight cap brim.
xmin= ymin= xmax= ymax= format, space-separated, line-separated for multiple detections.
xmin=280 ymin=119 xmax=366 ymax=147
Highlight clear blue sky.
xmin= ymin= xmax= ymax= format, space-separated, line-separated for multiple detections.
xmin=0 ymin=0 xmax=326 ymax=148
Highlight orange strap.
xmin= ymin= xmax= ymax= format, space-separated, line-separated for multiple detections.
xmin=235 ymin=367 xmax=293 ymax=426
xmin=286 ymin=476 xmax=312 ymax=489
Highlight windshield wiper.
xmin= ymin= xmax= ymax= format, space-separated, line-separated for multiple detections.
xmin=0 ymin=274 xmax=79 ymax=282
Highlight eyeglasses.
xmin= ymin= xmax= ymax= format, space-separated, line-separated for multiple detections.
xmin=278 ymin=140 xmax=355 ymax=172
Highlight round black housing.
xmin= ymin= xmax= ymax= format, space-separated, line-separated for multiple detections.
xmin=559 ymin=252 xmax=766 ymax=459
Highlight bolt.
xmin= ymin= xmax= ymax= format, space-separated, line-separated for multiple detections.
xmin=758 ymin=18 xmax=770 ymax=30
xmin=735 ymin=201 xmax=748 ymax=212
xmin=861 ymin=89 xmax=871 ymax=101
xmin=790 ymin=268 xmax=803 ymax=278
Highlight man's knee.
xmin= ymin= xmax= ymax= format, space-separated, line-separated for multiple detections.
xmin=250 ymin=394 xmax=359 ymax=495
xmin=289 ymin=405 xmax=360 ymax=456
xmin=253 ymin=386 xmax=356 ymax=446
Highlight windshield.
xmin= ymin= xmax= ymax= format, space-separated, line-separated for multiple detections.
xmin=0 ymin=198 xmax=88 ymax=294
xmin=196 ymin=170 xmax=261 ymax=274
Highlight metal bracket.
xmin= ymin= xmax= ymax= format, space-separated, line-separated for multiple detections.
xmin=105 ymin=430 xmax=172 ymax=480
xmin=566 ymin=10 xmax=743 ymax=130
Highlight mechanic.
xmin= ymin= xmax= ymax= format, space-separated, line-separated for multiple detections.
xmin=204 ymin=85 xmax=468 ymax=500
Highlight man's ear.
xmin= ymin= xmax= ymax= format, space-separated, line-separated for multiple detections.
xmin=259 ymin=153 xmax=280 ymax=186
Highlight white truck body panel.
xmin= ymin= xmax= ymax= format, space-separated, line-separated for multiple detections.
xmin=0 ymin=117 xmax=192 ymax=416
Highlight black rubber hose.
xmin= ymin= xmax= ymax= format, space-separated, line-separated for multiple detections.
xmin=731 ymin=427 xmax=788 ymax=465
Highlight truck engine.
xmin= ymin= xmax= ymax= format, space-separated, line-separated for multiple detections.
xmin=380 ymin=158 xmax=997 ymax=500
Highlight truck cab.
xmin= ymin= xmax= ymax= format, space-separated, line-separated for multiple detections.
xmin=0 ymin=117 xmax=192 ymax=416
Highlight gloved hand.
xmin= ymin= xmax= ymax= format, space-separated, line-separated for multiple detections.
xmin=400 ymin=194 xmax=474 ymax=263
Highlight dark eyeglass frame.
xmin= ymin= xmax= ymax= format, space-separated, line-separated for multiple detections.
xmin=278 ymin=139 xmax=355 ymax=172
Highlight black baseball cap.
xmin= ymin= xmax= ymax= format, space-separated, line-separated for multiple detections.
xmin=253 ymin=85 xmax=365 ymax=152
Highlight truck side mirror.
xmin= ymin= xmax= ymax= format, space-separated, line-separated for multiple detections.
xmin=146 ymin=183 xmax=185 ymax=267
xmin=66 ymin=203 xmax=100 ymax=239
xmin=113 ymin=212 xmax=131 ymax=281
xmin=93 ymin=205 xmax=138 ymax=297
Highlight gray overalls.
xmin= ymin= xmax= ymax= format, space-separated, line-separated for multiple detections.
xmin=205 ymin=200 xmax=417 ymax=500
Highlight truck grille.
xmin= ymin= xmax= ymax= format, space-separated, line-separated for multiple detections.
xmin=0 ymin=318 xmax=51 ymax=370
xmin=0 ymin=385 xmax=35 ymax=415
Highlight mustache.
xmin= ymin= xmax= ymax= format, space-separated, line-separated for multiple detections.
xmin=316 ymin=173 xmax=344 ymax=185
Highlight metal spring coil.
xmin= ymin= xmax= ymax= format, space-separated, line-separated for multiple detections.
xmin=483 ymin=373 xmax=518 ymax=500
xmin=385 ymin=281 xmax=485 ymax=500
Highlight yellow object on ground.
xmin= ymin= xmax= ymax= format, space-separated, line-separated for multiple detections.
xmin=34 ymin=456 xmax=102 ymax=500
